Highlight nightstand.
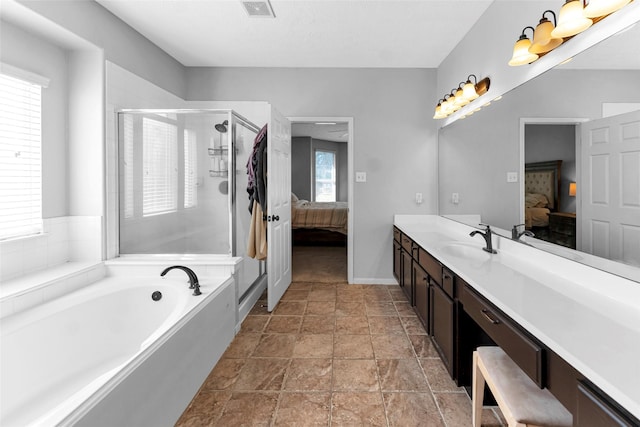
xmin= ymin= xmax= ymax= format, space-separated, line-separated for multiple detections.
xmin=548 ymin=212 xmax=576 ymax=249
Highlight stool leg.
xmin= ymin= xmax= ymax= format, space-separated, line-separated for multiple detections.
xmin=472 ymin=351 xmax=485 ymax=427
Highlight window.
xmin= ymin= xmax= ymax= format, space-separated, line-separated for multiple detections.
xmin=183 ymin=129 xmax=197 ymax=208
xmin=314 ymin=149 xmax=336 ymax=202
xmin=0 ymin=72 xmax=43 ymax=240
xmin=142 ymin=117 xmax=178 ymax=216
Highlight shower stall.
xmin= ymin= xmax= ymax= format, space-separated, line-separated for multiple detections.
xmin=115 ymin=109 xmax=264 ymax=302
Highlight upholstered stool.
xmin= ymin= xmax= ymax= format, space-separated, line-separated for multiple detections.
xmin=472 ymin=346 xmax=572 ymax=427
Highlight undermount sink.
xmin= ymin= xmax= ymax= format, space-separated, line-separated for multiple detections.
xmin=438 ymin=242 xmax=492 ymax=263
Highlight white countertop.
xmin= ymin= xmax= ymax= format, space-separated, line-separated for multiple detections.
xmin=394 ymin=215 xmax=640 ymax=419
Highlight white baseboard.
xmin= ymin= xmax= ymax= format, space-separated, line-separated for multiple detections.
xmin=351 ymin=278 xmax=398 ymax=285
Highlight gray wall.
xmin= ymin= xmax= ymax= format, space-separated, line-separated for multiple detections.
xmin=291 ymin=137 xmax=312 ymax=200
xmin=187 ymin=67 xmax=438 ymax=282
xmin=439 ymin=69 xmax=640 ymax=230
xmin=525 ymin=124 xmax=576 ymax=213
xmin=17 ymin=0 xmax=187 ymax=98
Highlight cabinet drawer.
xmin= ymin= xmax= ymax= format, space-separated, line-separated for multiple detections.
xmin=401 ymin=235 xmax=413 ymax=253
xmin=418 ymin=247 xmax=442 ymax=286
xmin=393 ymin=227 xmax=401 ymax=242
xmin=576 ymin=381 xmax=637 ymax=427
xmin=442 ymin=267 xmax=455 ymax=299
xmin=461 ymin=285 xmax=544 ymax=387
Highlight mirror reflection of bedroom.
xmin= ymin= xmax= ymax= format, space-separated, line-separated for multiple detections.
xmin=291 ymin=121 xmax=348 ymax=283
xmin=524 ymin=124 xmax=577 ymax=249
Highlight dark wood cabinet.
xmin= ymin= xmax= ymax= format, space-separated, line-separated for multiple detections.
xmin=393 ymin=238 xmax=401 ymax=282
xmin=576 ymin=381 xmax=637 ymax=427
xmin=413 ymin=262 xmax=429 ymax=331
xmin=401 ymin=249 xmax=413 ymax=303
xmin=431 ymin=281 xmax=455 ymax=376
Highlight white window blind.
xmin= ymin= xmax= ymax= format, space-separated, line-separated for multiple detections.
xmin=0 ymin=73 xmax=43 ymax=240
xmin=314 ymin=149 xmax=336 ymax=202
xmin=122 ymin=114 xmax=134 ymax=219
xmin=142 ymin=117 xmax=177 ymax=216
xmin=184 ymin=129 xmax=197 ymax=209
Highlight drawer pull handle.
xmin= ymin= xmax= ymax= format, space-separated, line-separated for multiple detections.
xmin=481 ymin=309 xmax=500 ymax=325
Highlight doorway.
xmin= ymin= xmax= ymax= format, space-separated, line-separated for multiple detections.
xmin=289 ymin=117 xmax=353 ymax=284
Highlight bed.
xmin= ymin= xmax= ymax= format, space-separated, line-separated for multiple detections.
xmin=291 ymin=193 xmax=348 ymax=234
xmin=524 ymin=160 xmax=562 ymax=228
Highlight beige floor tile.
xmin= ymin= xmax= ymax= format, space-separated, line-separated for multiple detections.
xmin=274 ymin=392 xmax=331 ymax=426
xmin=335 ymin=301 xmax=366 ymax=316
xmin=420 ymin=358 xmax=464 ymax=392
xmin=371 ymin=334 xmax=415 ymax=359
xmin=401 ymin=316 xmax=429 ymax=335
xmin=336 ymin=288 xmax=365 ymax=302
xmin=175 ymin=390 xmax=231 ymax=427
xmin=408 ymin=335 xmax=440 ymax=358
xmin=388 ymin=288 xmax=407 ymax=301
xmin=265 ymin=316 xmax=302 ymax=334
xmin=335 ymin=316 xmax=370 ymax=334
xmin=393 ymin=301 xmax=416 ymax=316
xmin=368 ymin=316 xmax=405 ymax=335
xmin=301 ymin=315 xmax=336 ymax=334
xmin=284 ymin=358 xmax=333 ymax=391
xmin=333 ymin=359 xmax=379 ymax=391
xmin=433 ymin=392 xmax=475 ymax=427
xmin=281 ymin=289 xmax=310 ymax=301
xmin=306 ymin=300 xmax=336 ymax=315
xmin=241 ymin=315 xmax=270 ymax=333
xmin=334 ymin=334 xmax=374 ymax=359
xmin=233 ymin=358 xmax=290 ymax=391
xmin=330 ymin=392 xmax=387 ymax=426
xmin=273 ymin=300 xmax=307 ymax=315
xmin=222 ymin=333 xmax=261 ymax=358
xmin=377 ymin=358 xmax=430 ymax=391
xmin=383 ymin=392 xmax=445 ymax=427
xmin=201 ymin=358 xmax=246 ymax=391
xmin=365 ymin=300 xmax=397 ymax=316
xmin=308 ymin=288 xmax=337 ymax=302
xmin=216 ymin=392 xmax=279 ymax=426
xmin=294 ymin=334 xmax=334 ymax=358
xmin=252 ymin=334 xmax=297 ymax=358
xmin=249 ymin=299 xmax=270 ymax=315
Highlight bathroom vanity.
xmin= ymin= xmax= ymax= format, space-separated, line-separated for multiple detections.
xmin=393 ymin=215 xmax=640 ymax=426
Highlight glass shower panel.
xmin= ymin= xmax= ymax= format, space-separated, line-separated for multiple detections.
xmin=117 ymin=111 xmax=233 ymax=254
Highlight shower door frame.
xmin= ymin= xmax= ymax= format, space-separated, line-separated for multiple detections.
xmin=110 ymin=108 xmax=261 ymax=259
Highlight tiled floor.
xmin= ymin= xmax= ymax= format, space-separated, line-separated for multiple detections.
xmin=176 ymin=281 xmax=505 ymax=426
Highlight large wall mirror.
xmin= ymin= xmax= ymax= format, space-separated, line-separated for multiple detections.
xmin=438 ymin=19 xmax=640 ymax=282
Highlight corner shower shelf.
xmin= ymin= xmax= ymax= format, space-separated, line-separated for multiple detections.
xmin=208 ymin=147 xmax=229 ymax=177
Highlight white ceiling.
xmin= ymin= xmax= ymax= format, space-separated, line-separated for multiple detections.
xmin=95 ymin=0 xmax=494 ymax=68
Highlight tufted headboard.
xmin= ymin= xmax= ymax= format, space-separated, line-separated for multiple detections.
xmin=525 ymin=160 xmax=562 ymax=210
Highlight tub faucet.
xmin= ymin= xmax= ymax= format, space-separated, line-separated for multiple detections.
xmin=512 ymin=223 xmax=535 ymax=241
xmin=470 ymin=224 xmax=497 ymax=254
xmin=160 ymin=265 xmax=202 ymax=296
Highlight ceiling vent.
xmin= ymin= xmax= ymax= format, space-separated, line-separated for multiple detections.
xmin=240 ymin=1 xmax=275 ymax=18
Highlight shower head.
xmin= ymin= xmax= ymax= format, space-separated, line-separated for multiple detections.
xmin=215 ymin=120 xmax=228 ymax=133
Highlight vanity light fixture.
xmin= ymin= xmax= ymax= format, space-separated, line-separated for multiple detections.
xmin=509 ymin=26 xmax=539 ymax=66
xmin=551 ymin=0 xmax=593 ymax=38
xmin=433 ymin=75 xmax=491 ymax=120
xmin=583 ymin=0 xmax=631 ymax=18
xmin=530 ymin=10 xmax=564 ymax=54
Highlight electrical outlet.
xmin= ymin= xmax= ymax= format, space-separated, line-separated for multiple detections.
xmin=452 ymin=193 xmax=459 ymax=204
xmin=415 ymin=192 xmax=423 ymax=204
xmin=507 ymin=172 xmax=518 ymax=183
xmin=355 ymin=172 xmax=367 ymax=182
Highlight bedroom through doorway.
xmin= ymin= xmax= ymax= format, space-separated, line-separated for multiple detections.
xmin=289 ymin=118 xmax=353 ymax=283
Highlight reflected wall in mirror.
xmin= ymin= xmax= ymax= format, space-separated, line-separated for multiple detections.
xmin=439 ymin=21 xmax=640 ymax=281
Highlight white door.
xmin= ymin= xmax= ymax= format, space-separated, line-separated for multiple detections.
xmin=267 ymin=106 xmax=292 ymax=311
xmin=580 ymin=109 xmax=640 ymax=265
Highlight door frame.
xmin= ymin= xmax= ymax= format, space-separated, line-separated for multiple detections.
xmin=289 ymin=116 xmax=354 ymax=284
xmin=519 ymin=117 xmax=588 ymax=246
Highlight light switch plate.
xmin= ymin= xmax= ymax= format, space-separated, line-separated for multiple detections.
xmin=507 ymin=172 xmax=518 ymax=183
xmin=355 ymin=172 xmax=367 ymax=182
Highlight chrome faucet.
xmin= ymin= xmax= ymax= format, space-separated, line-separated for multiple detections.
xmin=511 ymin=223 xmax=535 ymax=241
xmin=470 ymin=224 xmax=497 ymax=254
xmin=160 ymin=265 xmax=202 ymax=296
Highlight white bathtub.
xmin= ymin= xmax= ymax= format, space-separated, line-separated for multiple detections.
xmin=1 ymin=274 xmax=236 ymax=427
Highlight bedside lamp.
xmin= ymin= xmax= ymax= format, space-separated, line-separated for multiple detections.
xmin=569 ymin=182 xmax=577 ymax=197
